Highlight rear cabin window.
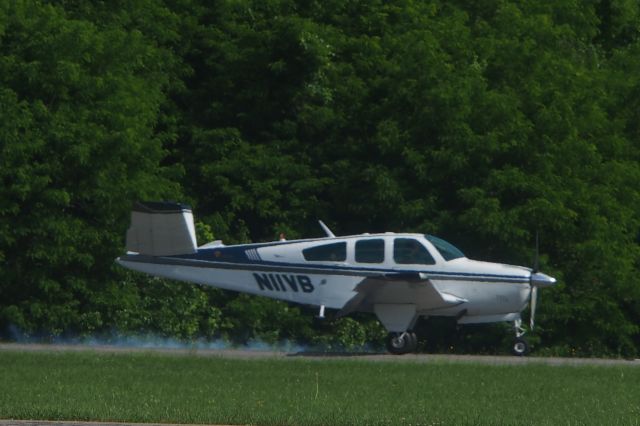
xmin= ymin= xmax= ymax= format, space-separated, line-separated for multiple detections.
xmin=302 ymin=242 xmax=346 ymax=261
xmin=355 ymin=239 xmax=385 ymax=263
xmin=394 ymin=238 xmax=435 ymax=265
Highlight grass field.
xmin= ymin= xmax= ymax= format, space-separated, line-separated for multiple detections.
xmin=1 ymin=348 xmax=639 ymax=425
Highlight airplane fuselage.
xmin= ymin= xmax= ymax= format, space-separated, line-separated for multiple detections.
xmin=117 ymin=233 xmax=533 ymax=323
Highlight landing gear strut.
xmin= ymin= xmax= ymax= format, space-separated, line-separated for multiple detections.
xmin=386 ymin=331 xmax=417 ymax=355
xmin=511 ymin=319 xmax=530 ymax=356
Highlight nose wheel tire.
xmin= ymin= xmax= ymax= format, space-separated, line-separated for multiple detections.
xmin=386 ymin=332 xmax=417 ymax=355
xmin=512 ymin=337 xmax=530 ymax=356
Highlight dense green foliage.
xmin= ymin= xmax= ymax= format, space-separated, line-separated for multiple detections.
xmin=2 ymin=348 xmax=640 ymax=425
xmin=1 ymin=0 xmax=639 ymax=355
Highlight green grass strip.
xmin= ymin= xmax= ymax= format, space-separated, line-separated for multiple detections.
xmin=1 ymin=349 xmax=639 ymax=425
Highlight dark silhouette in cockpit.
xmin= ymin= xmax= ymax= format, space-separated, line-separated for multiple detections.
xmin=394 ymin=239 xmax=435 ymax=265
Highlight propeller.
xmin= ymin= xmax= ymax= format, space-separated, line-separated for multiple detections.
xmin=530 ymin=231 xmax=539 ymax=330
xmin=529 ymin=231 xmax=557 ymax=330
xmin=530 ymin=285 xmax=538 ymax=330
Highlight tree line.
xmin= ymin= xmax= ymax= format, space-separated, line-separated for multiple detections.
xmin=1 ymin=0 xmax=639 ymax=356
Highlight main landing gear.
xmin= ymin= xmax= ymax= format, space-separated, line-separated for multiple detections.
xmin=386 ymin=331 xmax=418 ymax=355
xmin=385 ymin=320 xmax=532 ymax=356
xmin=512 ymin=319 xmax=530 ymax=356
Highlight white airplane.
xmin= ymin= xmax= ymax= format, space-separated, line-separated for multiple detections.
xmin=117 ymin=201 xmax=557 ymax=355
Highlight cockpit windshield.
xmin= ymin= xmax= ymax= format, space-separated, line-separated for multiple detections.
xmin=425 ymin=235 xmax=465 ymax=261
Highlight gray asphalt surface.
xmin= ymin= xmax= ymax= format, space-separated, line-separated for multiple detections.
xmin=0 ymin=421 xmax=223 ymax=426
xmin=1 ymin=342 xmax=639 ymax=366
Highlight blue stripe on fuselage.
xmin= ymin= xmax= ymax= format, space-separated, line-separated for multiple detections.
xmin=169 ymin=247 xmax=529 ymax=283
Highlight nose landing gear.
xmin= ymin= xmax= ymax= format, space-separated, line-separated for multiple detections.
xmin=512 ymin=319 xmax=530 ymax=356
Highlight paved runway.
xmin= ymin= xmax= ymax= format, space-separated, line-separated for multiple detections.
xmin=0 ymin=421 xmax=223 ymax=426
xmin=1 ymin=342 xmax=639 ymax=367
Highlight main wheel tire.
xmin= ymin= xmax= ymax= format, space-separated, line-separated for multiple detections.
xmin=386 ymin=332 xmax=416 ymax=355
xmin=512 ymin=337 xmax=530 ymax=356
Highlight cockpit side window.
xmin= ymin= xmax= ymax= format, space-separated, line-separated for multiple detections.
xmin=302 ymin=242 xmax=346 ymax=261
xmin=355 ymin=239 xmax=384 ymax=263
xmin=394 ymin=238 xmax=435 ymax=265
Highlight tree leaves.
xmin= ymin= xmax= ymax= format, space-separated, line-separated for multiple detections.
xmin=1 ymin=0 xmax=639 ymax=355
xmin=0 ymin=0 xmax=180 ymax=336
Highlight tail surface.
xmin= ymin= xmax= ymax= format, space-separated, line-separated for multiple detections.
xmin=125 ymin=201 xmax=197 ymax=256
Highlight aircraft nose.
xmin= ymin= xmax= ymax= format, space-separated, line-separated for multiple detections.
xmin=530 ymin=272 xmax=557 ymax=287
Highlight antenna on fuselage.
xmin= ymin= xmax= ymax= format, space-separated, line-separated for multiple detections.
xmin=318 ymin=220 xmax=336 ymax=238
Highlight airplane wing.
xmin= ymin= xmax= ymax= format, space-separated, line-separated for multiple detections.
xmin=336 ymin=272 xmax=467 ymax=318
